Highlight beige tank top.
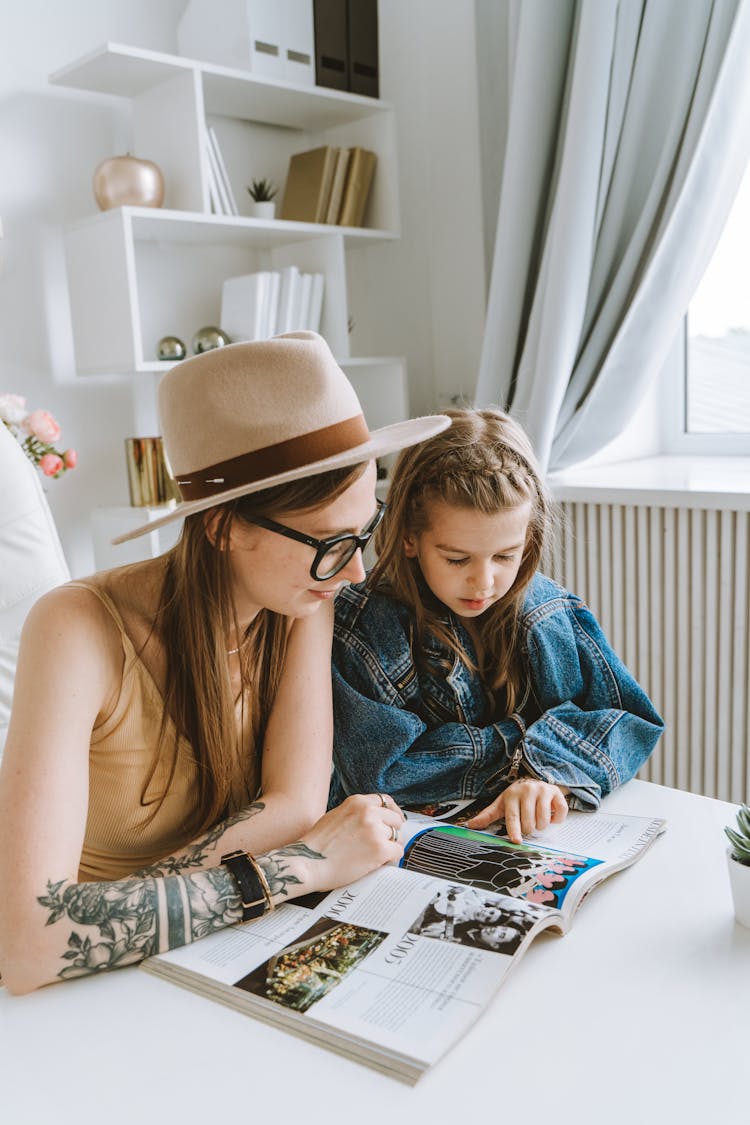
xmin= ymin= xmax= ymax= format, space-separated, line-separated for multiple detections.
xmin=71 ymin=581 xmax=202 ymax=882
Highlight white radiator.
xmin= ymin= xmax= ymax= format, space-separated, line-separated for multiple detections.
xmin=546 ymin=500 xmax=750 ymax=804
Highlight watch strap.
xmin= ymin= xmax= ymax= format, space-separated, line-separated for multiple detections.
xmin=221 ymin=849 xmax=269 ymax=922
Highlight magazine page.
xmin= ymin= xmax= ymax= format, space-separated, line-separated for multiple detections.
xmin=399 ymin=808 xmax=666 ymax=920
xmin=143 ymin=863 xmax=559 ymax=1083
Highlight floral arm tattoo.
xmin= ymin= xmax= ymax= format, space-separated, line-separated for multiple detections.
xmin=37 ymin=867 xmax=243 ymax=982
xmin=37 ymin=837 xmax=326 ymax=984
xmin=133 ymin=802 xmax=266 ymax=878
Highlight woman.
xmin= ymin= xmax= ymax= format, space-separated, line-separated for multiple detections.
xmin=0 ymin=331 xmax=449 ymax=994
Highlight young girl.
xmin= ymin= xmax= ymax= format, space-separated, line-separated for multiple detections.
xmin=331 ymin=408 xmax=663 ymax=842
xmin=0 ymin=332 xmax=449 ymax=994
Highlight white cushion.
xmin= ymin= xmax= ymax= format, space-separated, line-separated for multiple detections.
xmin=0 ymin=424 xmax=69 ymax=754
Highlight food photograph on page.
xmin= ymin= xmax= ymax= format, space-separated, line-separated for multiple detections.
xmin=234 ymin=917 xmax=388 ymax=1014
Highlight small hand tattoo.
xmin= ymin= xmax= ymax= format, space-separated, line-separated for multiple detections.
xmin=257 ymin=843 xmax=325 ymax=899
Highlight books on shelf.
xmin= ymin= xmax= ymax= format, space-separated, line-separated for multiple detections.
xmin=347 ymin=0 xmax=379 ymax=98
xmin=297 ymin=272 xmax=314 ymax=333
xmin=280 ymin=145 xmax=339 ymax=224
xmin=280 ymin=145 xmax=377 ymax=227
xmin=313 ymin=0 xmax=379 ymax=97
xmin=284 ymin=0 xmax=316 ymax=86
xmin=143 ymin=802 xmax=666 ymax=1084
xmin=276 ymin=265 xmax=301 ymax=334
xmin=338 ymin=145 xmax=376 ymax=227
xmin=307 ymin=271 xmax=325 ymax=333
xmin=266 ymin=271 xmax=281 ymax=335
xmin=221 ymin=271 xmax=273 ymax=341
xmin=205 ymin=152 xmax=223 ymax=216
xmin=313 ymin=0 xmax=349 ymax=91
xmin=221 ymin=268 xmax=325 ymax=341
xmin=208 ymin=126 xmax=238 ymax=215
xmin=324 ymin=146 xmax=351 ymax=223
xmin=204 ymin=129 xmax=225 ymax=215
xmin=204 ymin=125 xmax=238 ymax=216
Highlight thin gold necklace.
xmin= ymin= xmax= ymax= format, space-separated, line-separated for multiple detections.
xmin=227 ymin=631 xmax=252 ymax=656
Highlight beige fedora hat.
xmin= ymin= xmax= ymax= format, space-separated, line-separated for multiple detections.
xmin=114 ymin=331 xmax=451 ymax=543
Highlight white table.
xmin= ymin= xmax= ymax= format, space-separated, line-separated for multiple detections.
xmin=1 ymin=780 xmax=747 ymax=1125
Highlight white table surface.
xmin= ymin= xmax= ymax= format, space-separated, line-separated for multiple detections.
xmin=1 ymin=779 xmax=747 ymax=1125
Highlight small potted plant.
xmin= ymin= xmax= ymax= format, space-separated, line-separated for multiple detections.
xmin=725 ymin=803 xmax=750 ymax=927
xmin=246 ymin=177 xmax=278 ymax=220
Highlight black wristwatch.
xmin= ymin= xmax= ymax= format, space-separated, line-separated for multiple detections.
xmin=220 ymin=850 xmax=269 ymax=922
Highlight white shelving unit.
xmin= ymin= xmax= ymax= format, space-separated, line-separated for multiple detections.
xmin=50 ymin=42 xmax=408 ymax=561
xmin=62 ymin=206 xmax=395 ymax=372
xmin=52 ymin=43 xmax=401 ymax=367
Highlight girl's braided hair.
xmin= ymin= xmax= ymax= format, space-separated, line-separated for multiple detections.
xmin=370 ymin=408 xmax=552 ymax=714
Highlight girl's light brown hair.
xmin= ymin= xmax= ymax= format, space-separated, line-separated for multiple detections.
xmin=148 ymin=462 xmax=367 ymax=836
xmin=370 ymin=409 xmax=551 ymax=715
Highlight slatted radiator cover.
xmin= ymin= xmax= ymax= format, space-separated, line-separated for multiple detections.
xmin=546 ymin=500 xmax=749 ymax=804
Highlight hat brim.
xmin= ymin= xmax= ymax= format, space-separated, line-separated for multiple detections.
xmin=112 ymin=414 xmax=452 ymax=544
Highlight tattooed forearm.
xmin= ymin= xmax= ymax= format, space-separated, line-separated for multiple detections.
xmin=37 ymin=866 xmax=243 ymax=983
xmin=257 ymin=842 xmax=325 ymax=900
xmin=36 ymin=834 xmax=323 ymax=985
xmin=38 ymin=876 xmax=160 ymax=980
xmin=134 ymin=801 xmax=266 ymax=877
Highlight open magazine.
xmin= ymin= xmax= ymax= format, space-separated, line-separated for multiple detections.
xmin=142 ymin=803 xmax=666 ymax=1083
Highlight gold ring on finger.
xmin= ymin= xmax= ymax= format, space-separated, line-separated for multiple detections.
xmin=389 ymin=824 xmax=399 ymax=842
xmin=378 ymin=793 xmax=388 ymax=808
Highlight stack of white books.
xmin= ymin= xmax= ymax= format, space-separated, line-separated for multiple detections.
xmin=221 ymin=267 xmax=325 ymax=342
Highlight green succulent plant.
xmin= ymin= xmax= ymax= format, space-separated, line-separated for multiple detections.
xmin=247 ymin=177 xmax=278 ymax=202
xmin=725 ymin=803 xmax=750 ymax=866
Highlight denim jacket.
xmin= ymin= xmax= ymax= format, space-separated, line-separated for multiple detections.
xmin=330 ymin=573 xmax=663 ymax=811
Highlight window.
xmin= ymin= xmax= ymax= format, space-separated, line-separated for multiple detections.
xmin=685 ymin=160 xmax=750 ymax=439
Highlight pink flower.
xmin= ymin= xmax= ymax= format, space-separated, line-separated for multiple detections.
xmin=2 ymin=392 xmax=78 ymax=481
xmin=0 ymin=393 xmax=28 ymax=426
xmin=26 ymin=409 xmax=61 ymax=444
xmin=39 ymin=453 xmax=64 ymax=477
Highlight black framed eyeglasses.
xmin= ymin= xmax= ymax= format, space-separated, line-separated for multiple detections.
xmin=248 ymin=500 xmax=386 ymax=581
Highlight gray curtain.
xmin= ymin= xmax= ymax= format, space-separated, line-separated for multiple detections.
xmin=474 ymin=0 xmax=750 ymax=470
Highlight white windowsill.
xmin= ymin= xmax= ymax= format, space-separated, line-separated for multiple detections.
xmin=547 ymin=455 xmax=750 ymax=511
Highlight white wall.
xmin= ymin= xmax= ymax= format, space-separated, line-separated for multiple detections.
xmin=0 ymin=0 xmax=186 ymax=577
xmin=349 ymin=0 xmax=486 ymax=414
xmin=0 ymin=0 xmax=487 ymax=577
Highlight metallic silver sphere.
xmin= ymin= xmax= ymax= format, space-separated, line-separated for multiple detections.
xmin=192 ymin=326 xmax=231 ymax=354
xmin=156 ymin=335 xmax=187 ymax=361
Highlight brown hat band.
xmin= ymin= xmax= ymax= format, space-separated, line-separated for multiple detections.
xmin=176 ymin=414 xmax=371 ymax=501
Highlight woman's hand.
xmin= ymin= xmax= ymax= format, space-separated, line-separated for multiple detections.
xmin=465 ymin=779 xmax=568 ymax=843
xmin=259 ymin=793 xmax=405 ymax=900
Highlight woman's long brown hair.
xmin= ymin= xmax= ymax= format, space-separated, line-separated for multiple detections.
xmin=370 ymin=409 xmax=552 ymax=716
xmin=147 ymin=463 xmax=367 ymax=836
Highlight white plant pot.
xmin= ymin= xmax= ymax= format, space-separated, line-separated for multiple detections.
xmin=726 ymin=847 xmax=750 ymax=928
xmin=249 ymin=201 xmax=276 ymax=220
